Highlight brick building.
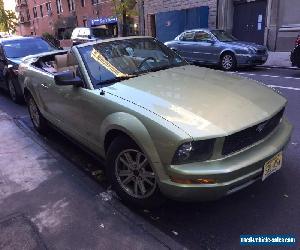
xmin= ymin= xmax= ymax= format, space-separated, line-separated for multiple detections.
xmin=15 ymin=0 xmax=116 ymax=38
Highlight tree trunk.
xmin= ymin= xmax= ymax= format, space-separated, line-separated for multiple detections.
xmin=122 ymin=10 xmax=127 ymax=36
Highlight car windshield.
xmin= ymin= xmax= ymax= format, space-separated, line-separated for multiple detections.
xmin=78 ymin=37 xmax=187 ymax=87
xmin=211 ymin=30 xmax=238 ymax=42
xmin=2 ymin=38 xmax=57 ymax=58
xmin=92 ymin=28 xmax=113 ymax=38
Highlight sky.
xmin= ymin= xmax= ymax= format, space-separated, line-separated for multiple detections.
xmin=4 ymin=0 xmax=15 ymax=11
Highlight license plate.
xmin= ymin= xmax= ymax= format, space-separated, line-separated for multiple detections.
xmin=262 ymin=152 xmax=283 ymax=181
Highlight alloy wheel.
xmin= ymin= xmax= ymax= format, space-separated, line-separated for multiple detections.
xmin=28 ymin=98 xmax=40 ymax=128
xmin=115 ymin=149 xmax=157 ymax=199
xmin=222 ymin=54 xmax=234 ymax=70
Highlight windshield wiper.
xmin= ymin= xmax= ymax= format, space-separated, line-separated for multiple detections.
xmin=96 ymin=75 xmax=136 ymax=86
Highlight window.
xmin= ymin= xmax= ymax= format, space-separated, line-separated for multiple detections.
xmin=81 ymin=0 xmax=85 ymax=7
xmin=56 ymin=0 xmax=63 ymax=14
xmin=68 ymin=0 xmax=75 ymax=11
xmin=26 ymin=9 xmax=30 ymax=20
xmin=92 ymin=0 xmax=99 ymax=5
xmin=46 ymin=2 xmax=52 ymax=12
xmin=40 ymin=5 xmax=43 ymax=17
xmin=194 ymin=31 xmax=213 ymax=42
xmin=83 ymin=19 xmax=87 ymax=27
xmin=181 ymin=32 xmax=195 ymax=41
xmin=33 ymin=7 xmax=37 ymax=18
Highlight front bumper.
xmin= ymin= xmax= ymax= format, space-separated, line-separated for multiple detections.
xmin=158 ymin=118 xmax=292 ymax=201
xmin=236 ymin=53 xmax=268 ymax=66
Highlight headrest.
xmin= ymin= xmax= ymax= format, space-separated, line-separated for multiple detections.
xmin=55 ymin=54 xmax=68 ymax=69
xmin=67 ymin=52 xmax=78 ymax=66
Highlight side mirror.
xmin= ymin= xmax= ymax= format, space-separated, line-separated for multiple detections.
xmin=206 ymin=39 xmax=216 ymax=44
xmin=87 ymin=35 xmax=92 ymax=39
xmin=54 ymin=71 xmax=83 ymax=87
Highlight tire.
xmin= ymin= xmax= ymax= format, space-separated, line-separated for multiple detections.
xmin=7 ymin=78 xmax=23 ymax=104
xmin=27 ymin=94 xmax=48 ymax=134
xmin=106 ymin=136 xmax=164 ymax=208
xmin=220 ymin=52 xmax=237 ymax=71
xmin=291 ymin=45 xmax=300 ymax=68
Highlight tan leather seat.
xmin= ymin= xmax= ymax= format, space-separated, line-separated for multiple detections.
xmin=55 ymin=52 xmax=79 ymax=74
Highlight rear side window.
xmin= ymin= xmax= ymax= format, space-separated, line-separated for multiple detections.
xmin=181 ymin=32 xmax=195 ymax=41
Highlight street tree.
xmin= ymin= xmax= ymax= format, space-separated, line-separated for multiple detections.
xmin=112 ymin=0 xmax=137 ymax=36
xmin=0 ymin=0 xmax=18 ymax=34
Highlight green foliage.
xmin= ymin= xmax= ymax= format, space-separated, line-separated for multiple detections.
xmin=0 ymin=0 xmax=18 ymax=33
xmin=112 ymin=0 xmax=137 ymax=16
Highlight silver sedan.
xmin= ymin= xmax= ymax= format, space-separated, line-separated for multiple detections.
xmin=165 ymin=29 xmax=268 ymax=71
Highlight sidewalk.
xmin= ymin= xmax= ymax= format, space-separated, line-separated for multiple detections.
xmin=0 ymin=110 xmax=184 ymax=250
xmin=262 ymin=51 xmax=295 ymax=69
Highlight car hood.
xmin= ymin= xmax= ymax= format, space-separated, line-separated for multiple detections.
xmin=106 ymin=65 xmax=286 ymax=139
xmin=226 ymin=41 xmax=267 ymax=50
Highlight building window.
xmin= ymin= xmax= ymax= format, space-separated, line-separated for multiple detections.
xmin=46 ymin=2 xmax=52 ymax=12
xmin=92 ymin=0 xmax=99 ymax=5
xmin=83 ymin=19 xmax=87 ymax=27
xmin=81 ymin=0 xmax=85 ymax=7
xmin=56 ymin=0 xmax=63 ymax=14
xmin=67 ymin=0 xmax=75 ymax=11
xmin=33 ymin=7 xmax=37 ymax=18
xmin=27 ymin=9 xmax=30 ymax=20
xmin=40 ymin=5 xmax=43 ymax=17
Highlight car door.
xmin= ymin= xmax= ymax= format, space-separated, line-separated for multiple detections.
xmin=193 ymin=31 xmax=220 ymax=63
xmin=176 ymin=31 xmax=195 ymax=61
xmin=0 ymin=45 xmax=8 ymax=89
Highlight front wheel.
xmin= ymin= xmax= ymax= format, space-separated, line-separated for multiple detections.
xmin=27 ymin=95 xmax=48 ymax=134
xmin=220 ymin=53 xmax=237 ymax=71
xmin=7 ymin=78 xmax=23 ymax=104
xmin=106 ymin=136 xmax=164 ymax=208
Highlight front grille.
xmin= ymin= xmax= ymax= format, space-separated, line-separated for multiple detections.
xmin=256 ymin=49 xmax=267 ymax=55
xmin=222 ymin=108 xmax=284 ymax=156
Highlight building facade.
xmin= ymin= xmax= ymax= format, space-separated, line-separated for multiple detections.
xmin=218 ymin=0 xmax=300 ymax=51
xmin=15 ymin=0 xmax=116 ymax=38
xmin=143 ymin=0 xmax=218 ymax=42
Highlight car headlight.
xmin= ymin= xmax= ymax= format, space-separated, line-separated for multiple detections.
xmin=172 ymin=140 xmax=215 ymax=165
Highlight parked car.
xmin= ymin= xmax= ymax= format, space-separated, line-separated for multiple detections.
xmin=0 ymin=36 xmax=59 ymax=103
xmin=165 ymin=29 xmax=268 ymax=71
xmin=71 ymin=27 xmax=114 ymax=46
xmin=290 ymin=34 xmax=300 ymax=68
xmin=19 ymin=37 xmax=292 ymax=207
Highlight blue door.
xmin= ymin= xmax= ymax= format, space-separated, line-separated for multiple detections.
xmin=155 ymin=6 xmax=209 ymax=42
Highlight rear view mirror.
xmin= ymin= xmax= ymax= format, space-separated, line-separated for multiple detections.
xmin=54 ymin=71 xmax=83 ymax=87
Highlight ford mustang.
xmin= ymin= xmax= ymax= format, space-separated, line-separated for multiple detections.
xmin=18 ymin=37 xmax=292 ymax=207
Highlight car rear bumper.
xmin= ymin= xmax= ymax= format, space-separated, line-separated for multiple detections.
xmin=236 ymin=54 xmax=268 ymax=66
xmin=158 ymin=118 xmax=292 ymax=201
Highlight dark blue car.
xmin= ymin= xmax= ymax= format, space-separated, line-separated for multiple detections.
xmin=0 ymin=36 xmax=58 ymax=103
xmin=165 ymin=29 xmax=268 ymax=71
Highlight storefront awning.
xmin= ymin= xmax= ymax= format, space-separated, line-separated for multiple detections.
xmin=89 ymin=16 xmax=118 ymax=27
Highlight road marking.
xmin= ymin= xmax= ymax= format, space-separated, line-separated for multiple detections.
xmin=234 ymin=72 xmax=300 ymax=80
xmin=268 ymin=85 xmax=300 ymax=91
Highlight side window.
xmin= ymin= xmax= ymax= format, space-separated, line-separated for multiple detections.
xmin=194 ymin=31 xmax=213 ymax=42
xmin=181 ymin=32 xmax=195 ymax=42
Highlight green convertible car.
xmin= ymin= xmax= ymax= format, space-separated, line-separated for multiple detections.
xmin=18 ymin=37 xmax=293 ymax=207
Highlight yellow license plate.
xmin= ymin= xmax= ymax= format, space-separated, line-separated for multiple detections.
xmin=262 ymin=152 xmax=283 ymax=181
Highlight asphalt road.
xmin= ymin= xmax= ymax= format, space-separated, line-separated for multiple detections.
xmin=0 ymin=67 xmax=299 ymax=250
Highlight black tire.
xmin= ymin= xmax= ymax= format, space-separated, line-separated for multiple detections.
xmin=106 ymin=136 xmax=164 ymax=208
xmin=7 ymin=78 xmax=24 ymax=104
xmin=291 ymin=45 xmax=300 ymax=68
xmin=27 ymin=94 xmax=48 ymax=134
xmin=220 ymin=52 xmax=237 ymax=71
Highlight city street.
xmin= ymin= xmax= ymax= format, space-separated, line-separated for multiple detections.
xmin=0 ymin=66 xmax=299 ymax=249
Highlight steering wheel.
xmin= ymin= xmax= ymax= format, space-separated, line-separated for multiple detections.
xmin=138 ymin=57 xmax=157 ymax=69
